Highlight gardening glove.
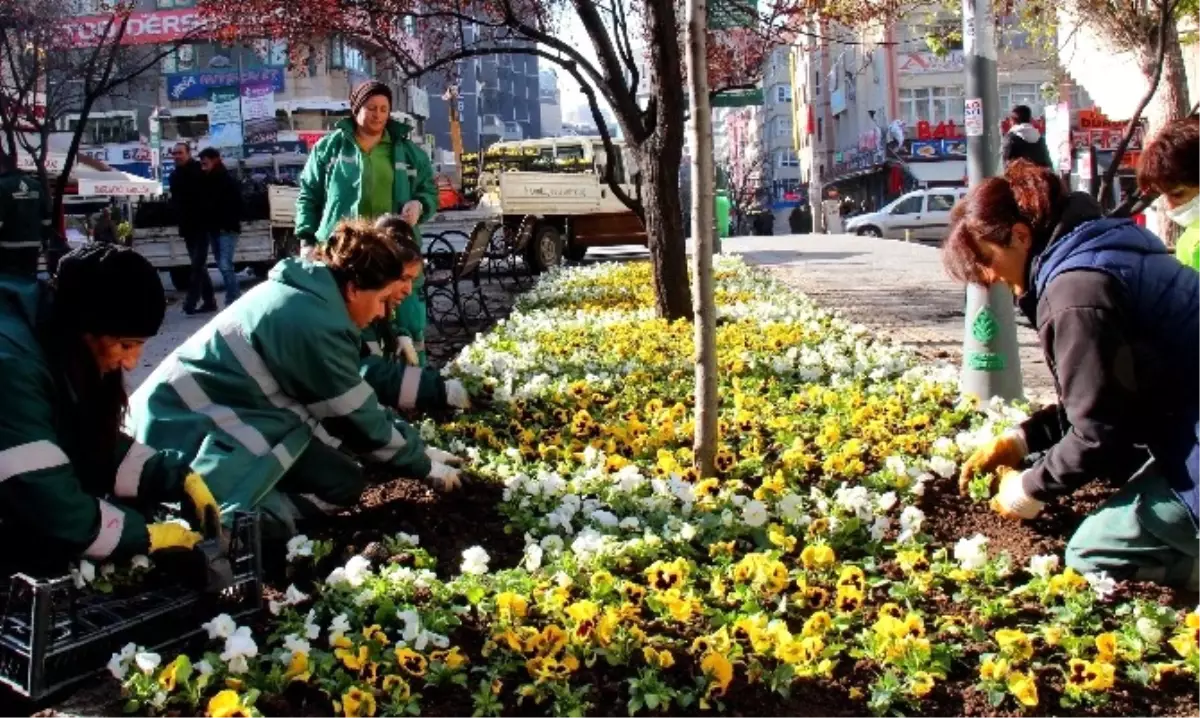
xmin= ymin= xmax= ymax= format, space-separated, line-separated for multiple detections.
xmin=182 ymin=472 xmax=222 ymax=538
xmin=401 ymin=200 xmax=423 ymax=226
xmin=397 ymin=336 xmax=420 ymax=366
xmin=445 ymin=379 xmax=471 ymax=410
xmin=147 ymin=522 xmax=204 ymax=553
xmin=425 ymin=447 xmax=465 ymax=466
xmin=990 ymin=469 xmax=1045 ymax=520
xmin=959 ymin=430 xmax=1028 ymax=495
xmin=425 ymin=462 xmax=463 ymax=492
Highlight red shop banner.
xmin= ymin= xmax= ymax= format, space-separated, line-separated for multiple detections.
xmin=62 ymin=8 xmax=205 ymax=46
xmin=915 ymin=120 xmax=965 ymax=140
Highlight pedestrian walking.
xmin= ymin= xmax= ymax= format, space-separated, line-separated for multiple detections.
xmin=0 ymin=244 xmax=220 ymax=566
xmin=198 ymin=147 xmax=243 ymax=306
xmin=169 ymin=143 xmax=217 ymax=315
xmin=296 ymin=80 xmax=438 ymax=367
xmin=945 ymin=159 xmax=1198 ymax=588
xmin=1137 ymin=114 xmax=1199 ymax=270
xmin=1001 ymin=105 xmax=1053 ymax=169
xmin=91 ymin=207 xmax=117 ymax=245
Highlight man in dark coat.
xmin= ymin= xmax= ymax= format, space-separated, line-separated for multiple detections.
xmin=168 ymin=143 xmax=216 ymax=314
xmin=199 ymin=148 xmax=243 ymax=306
xmin=1002 ymin=105 xmax=1053 ymax=168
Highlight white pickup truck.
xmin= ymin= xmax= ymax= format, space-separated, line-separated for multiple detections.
xmin=475 ymin=137 xmax=644 ymax=270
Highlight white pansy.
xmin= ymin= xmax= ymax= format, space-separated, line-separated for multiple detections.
xmin=202 ymin=613 xmax=237 ymax=640
xmin=285 ymin=535 xmax=314 ymax=562
xmin=522 ymin=543 xmax=544 ymax=571
xmin=540 ymin=534 xmax=564 ymax=554
xmin=326 ymin=555 xmax=372 ymax=588
xmin=394 ymin=532 xmax=420 ymax=547
xmin=1135 ymin=617 xmax=1163 ymax=644
xmin=589 ymin=509 xmax=619 ymax=528
xmin=283 ymin=634 xmax=311 ymax=658
xmin=1027 ymin=554 xmax=1060 ymax=579
xmin=778 ymin=493 xmax=805 ymax=523
xmin=885 ymin=456 xmax=906 ymax=476
xmin=107 ymin=652 xmax=130 ymax=681
xmin=328 ymin=613 xmax=351 ymax=646
xmin=876 ymin=492 xmax=898 ymax=513
xmin=461 ymin=546 xmax=490 ymax=575
xmin=741 ymin=500 xmax=769 ymax=528
xmin=619 ymin=516 xmax=641 ymax=531
xmin=870 ymin=516 xmax=891 ymax=542
xmin=928 ymin=455 xmax=956 ymax=480
xmin=953 ymin=533 xmax=989 ymax=571
xmin=194 ymin=660 xmax=214 ymax=677
xmin=134 ymin=651 xmax=161 ymax=674
xmin=1085 ymin=571 xmax=1117 ymax=600
xmin=834 ymin=486 xmax=873 ymax=520
xmin=130 ymin=555 xmax=151 ymax=570
xmin=354 ymin=588 xmax=377 ymax=606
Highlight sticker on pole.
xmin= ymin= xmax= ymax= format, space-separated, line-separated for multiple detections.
xmin=965 ymin=98 xmax=984 ymax=137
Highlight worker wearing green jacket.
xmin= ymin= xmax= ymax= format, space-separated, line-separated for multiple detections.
xmin=366 ymin=215 xmax=474 ymax=414
xmin=126 ymin=220 xmax=465 ymax=537
xmin=1138 ymin=114 xmax=1200 ymax=270
xmin=0 ymin=245 xmax=219 ymax=563
xmin=295 ymin=81 xmax=438 ymax=369
xmin=0 ymin=151 xmax=52 ymax=278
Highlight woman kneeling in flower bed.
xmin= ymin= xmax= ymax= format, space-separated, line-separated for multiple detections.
xmin=944 ymin=159 xmax=1199 ymax=588
xmin=125 ymin=219 xmax=468 ymax=538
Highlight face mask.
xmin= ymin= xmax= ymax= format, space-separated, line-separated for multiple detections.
xmin=1166 ymin=194 xmax=1200 ymax=228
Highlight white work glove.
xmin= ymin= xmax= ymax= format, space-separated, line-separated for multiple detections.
xmin=425 ymin=462 xmax=462 ymax=492
xmin=401 ymin=200 xmax=423 ymax=226
xmin=425 ymin=447 xmax=464 ymax=465
xmin=299 ymin=243 xmax=317 ymax=261
xmin=397 ymin=336 xmax=420 ymax=366
xmin=445 ymin=380 xmax=471 ymax=410
xmin=990 ymin=470 xmax=1045 ymax=520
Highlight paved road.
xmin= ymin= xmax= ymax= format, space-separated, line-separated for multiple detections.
xmin=725 ymin=234 xmax=1055 ymax=403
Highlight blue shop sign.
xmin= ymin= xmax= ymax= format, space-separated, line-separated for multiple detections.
xmin=165 ymin=67 xmax=286 ymax=101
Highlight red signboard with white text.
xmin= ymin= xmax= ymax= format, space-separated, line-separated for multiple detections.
xmin=63 ymin=8 xmax=204 ymax=46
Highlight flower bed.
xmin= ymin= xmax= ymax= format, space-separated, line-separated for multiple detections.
xmin=111 ymin=258 xmax=1198 ymax=717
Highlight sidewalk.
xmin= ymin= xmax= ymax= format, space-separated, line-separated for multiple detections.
xmin=724 ymin=234 xmax=1056 ymax=404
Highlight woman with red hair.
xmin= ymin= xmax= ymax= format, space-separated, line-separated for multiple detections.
xmin=949 ymin=160 xmax=1198 ymax=588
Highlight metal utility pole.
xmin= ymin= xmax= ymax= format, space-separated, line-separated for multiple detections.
xmin=959 ymin=0 xmax=1023 ymax=401
xmin=685 ymin=0 xmax=718 ymax=477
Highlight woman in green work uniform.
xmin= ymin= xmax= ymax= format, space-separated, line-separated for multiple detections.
xmin=126 ymin=220 xmax=465 ymax=538
xmin=0 ymin=245 xmax=219 ymax=565
xmin=295 ymin=80 xmax=437 ymax=367
xmin=1137 ymin=114 xmax=1199 ymax=271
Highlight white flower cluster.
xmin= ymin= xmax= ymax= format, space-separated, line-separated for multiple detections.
xmin=201 ymin=613 xmax=258 ymax=674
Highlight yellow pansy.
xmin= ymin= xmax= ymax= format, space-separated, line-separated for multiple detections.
xmin=393 ymin=647 xmax=427 ymax=677
xmin=995 ymin=629 xmax=1034 ymax=661
xmin=496 ymin=591 xmax=529 ymax=622
xmin=336 ymin=645 xmax=370 ymax=672
xmin=700 ymin=651 xmax=734 ymax=698
xmin=1007 ymin=671 xmax=1039 ymax=707
xmin=1094 ymin=632 xmax=1118 ymax=663
xmin=382 ymin=675 xmax=411 ymax=700
xmin=909 ymin=671 xmax=935 ymax=698
xmin=430 ymin=647 xmax=469 ymax=670
xmin=802 ymin=611 xmax=832 ymax=637
xmin=341 ymin=686 xmax=376 ymax=717
xmin=800 ymin=544 xmax=836 ymax=570
xmin=158 ymin=655 xmax=186 ymax=692
xmin=642 ymin=646 xmax=675 ymax=669
xmin=206 ymin=690 xmax=252 ymax=718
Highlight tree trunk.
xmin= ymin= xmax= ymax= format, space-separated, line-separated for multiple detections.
xmin=684 ymin=0 xmax=718 ymax=478
xmin=640 ymin=0 xmax=692 ymax=321
xmin=1140 ymin=32 xmax=1191 ymax=247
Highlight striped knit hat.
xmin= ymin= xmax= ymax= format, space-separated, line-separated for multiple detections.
xmin=350 ymin=80 xmax=392 ymax=116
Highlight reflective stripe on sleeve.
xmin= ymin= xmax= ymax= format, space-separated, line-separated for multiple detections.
xmin=306 ymin=381 xmax=374 ymax=419
xmin=398 ymin=366 xmax=423 ymax=410
xmin=83 ymin=499 xmax=125 ymax=560
xmin=162 ymin=357 xmax=272 ymax=455
xmin=0 ymin=440 xmax=71 ymax=482
xmin=368 ymin=427 xmax=408 ymax=462
xmin=215 ymin=320 xmax=341 ymax=448
xmin=0 ymin=241 xmax=43 ymax=249
xmin=113 ymin=441 xmax=154 ymax=497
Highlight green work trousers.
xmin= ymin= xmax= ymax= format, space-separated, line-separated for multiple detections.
xmin=257 ymin=440 xmax=366 ymax=540
xmin=1065 ymin=460 xmax=1199 ymax=589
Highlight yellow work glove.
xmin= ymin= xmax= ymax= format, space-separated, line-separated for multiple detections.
xmin=959 ymin=430 xmax=1028 ymax=495
xmin=182 ymin=472 xmax=221 ymax=538
xmin=990 ymin=469 xmax=1045 ymax=520
xmin=147 ymin=522 xmax=204 ymax=553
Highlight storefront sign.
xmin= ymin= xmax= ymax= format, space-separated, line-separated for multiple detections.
xmin=244 ymin=141 xmax=307 ymax=157
xmin=897 ymin=50 xmax=965 ymax=75
xmin=830 ymin=149 xmax=886 ymax=178
xmin=208 ymin=87 xmax=243 ymax=149
xmin=297 ymin=131 xmax=329 ymax=150
xmin=908 ymin=139 xmax=966 ymax=158
xmin=241 ymin=82 xmax=278 ymax=144
xmin=166 ymin=68 xmax=285 ymax=102
xmin=63 ymin=8 xmax=204 ymax=46
xmin=75 ymin=142 xmax=153 ymax=165
xmin=916 ymin=120 xmax=965 ymax=140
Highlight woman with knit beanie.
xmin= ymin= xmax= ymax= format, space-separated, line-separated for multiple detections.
xmin=0 ymin=245 xmax=220 ymax=566
xmin=295 ymin=80 xmax=437 ymax=369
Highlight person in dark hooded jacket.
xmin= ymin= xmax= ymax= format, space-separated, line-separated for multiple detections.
xmin=1001 ymin=105 xmax=1053 ymax=168
xmin=946 ymin=159 xmax=1198 ymax=588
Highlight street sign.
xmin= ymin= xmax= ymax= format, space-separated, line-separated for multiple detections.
xmin=711 ymin=88 xmax=763 ymax=107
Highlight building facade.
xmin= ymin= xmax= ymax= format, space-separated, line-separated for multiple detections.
xmin=539 ymin=67 xmax=562 ymax=138
xmin=789 ymin=16 xmax=1062 ymax=214
xmin=56 ymin=0 xmax=430 ymax=185
xmin=761 ymin=46 xmax=800 ymax=208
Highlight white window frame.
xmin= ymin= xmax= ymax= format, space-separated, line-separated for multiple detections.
xmin=775 ymin=84 xmax=792 ymax=103
xmin=777 ymin=149 xmax=799 ymax=168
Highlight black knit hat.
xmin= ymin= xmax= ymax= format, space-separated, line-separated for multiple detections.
xmin=54 ymin=244 xmax=165 ymax=338
xmin=350 ymin=80 xmax=393 ymax=117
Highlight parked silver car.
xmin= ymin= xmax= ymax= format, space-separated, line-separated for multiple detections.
xmin=844 ymin=187 xmax=968 ymax=242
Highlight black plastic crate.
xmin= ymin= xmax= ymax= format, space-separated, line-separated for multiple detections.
xmin=0 ymin=512 xmax=263 ymax=702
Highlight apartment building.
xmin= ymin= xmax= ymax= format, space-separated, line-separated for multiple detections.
xmin=790 ymin=16 xmax=1060 ymax=212
xmin=539 ymin=67 xmax=562 ymax=138
xmin=59 ymin=0 xmax=429 ymax=184
xmin=761 ymin=46 xmax=800 ymax=207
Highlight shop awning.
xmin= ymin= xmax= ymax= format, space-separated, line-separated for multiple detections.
xmin=18 ymin=152 xmax=162 ymax=196
xmin=904 ymin=160 xmax=967 ymax=186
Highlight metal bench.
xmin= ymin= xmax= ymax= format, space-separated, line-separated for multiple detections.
xmin=423 ymin=223 xmax=493 ymax=337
